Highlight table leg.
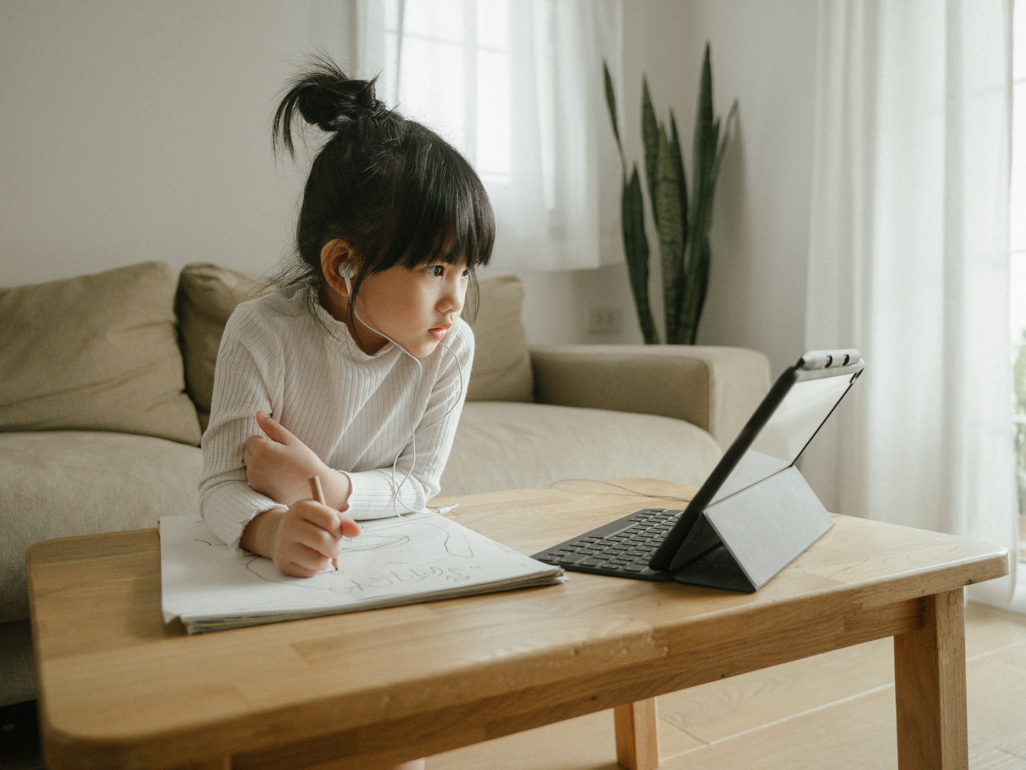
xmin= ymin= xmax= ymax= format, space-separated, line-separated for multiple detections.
xmin=893 ymin=589 xmax=968 ymax=770
xmin=614 ymin=698 xmax=659 ymax=770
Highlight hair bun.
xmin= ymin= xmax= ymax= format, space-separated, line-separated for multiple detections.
xmin=273 ymin=56 xmax=390 ymax=155
xmin=299 ymin=75 xmax=386 ymax=131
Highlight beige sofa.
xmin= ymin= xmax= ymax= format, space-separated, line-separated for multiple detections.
xmin=0 ymin=261 xmax=771 ymax=706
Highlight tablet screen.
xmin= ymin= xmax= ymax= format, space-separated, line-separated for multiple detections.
xmin=709 ymin=369 xmax=859 ymax=505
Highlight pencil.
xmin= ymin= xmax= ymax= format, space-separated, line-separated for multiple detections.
xmin=308 ymin=475 xmax=339 ymax=570
xmin=308 ymin=475 xmax=326 ymax=506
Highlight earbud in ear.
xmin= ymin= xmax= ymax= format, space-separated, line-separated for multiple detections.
xmin=337 ymin=262 xmax=354 ymax=292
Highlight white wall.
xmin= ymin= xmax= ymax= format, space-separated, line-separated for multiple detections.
xmin=0 ymin=0 xmax=819 ymax=377
xmin=0 ymin=1 xmax=332 ymax=285
xmin=688 ymin=0 xmax=819 ymax=376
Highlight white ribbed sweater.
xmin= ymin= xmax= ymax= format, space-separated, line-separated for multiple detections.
xmin=199 ymin=285 xmax=472 ymax=549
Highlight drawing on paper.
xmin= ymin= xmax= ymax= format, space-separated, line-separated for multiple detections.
xmin=159 ymin=512 xmax=563 ymax=632
xmin=243 ymin=515 xmax=481 ymax=594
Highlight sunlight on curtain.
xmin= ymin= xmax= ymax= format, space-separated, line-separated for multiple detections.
xmin=803 ymin=0 xmax=1020 ymax=609
xmin=356 ymin=0 xmax=623 ymax=271
xmin=1010 ymin=0 xmax=1026 ymax=569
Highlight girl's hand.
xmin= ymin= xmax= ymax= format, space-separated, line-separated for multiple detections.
xmin=242 ymin=500 xmax=361 ymax=577
xmin=244 ymin=411 xmax=350 ymax=508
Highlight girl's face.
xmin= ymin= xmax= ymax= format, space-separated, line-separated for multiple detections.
xmin=347 ymin=260 xmax=470 ymax=358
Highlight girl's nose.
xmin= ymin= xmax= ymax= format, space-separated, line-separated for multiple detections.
xmin=441 ymin=278 xmax=465 ymax=314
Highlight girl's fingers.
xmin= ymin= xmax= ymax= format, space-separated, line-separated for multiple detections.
xmin=289 ymin=519 xmax=340 ymax=559
xmin=255 ymin=410 xmax=297 ymax=444
xmin=296 ymin=500 xmax=360 ymax=539
xmin=280 ymin=542 xmax=335 ymax=576
xmin=338 ymin=516 xmax=361 ymax=538
xmin=289 ymin=502 xmax=359 ymax=557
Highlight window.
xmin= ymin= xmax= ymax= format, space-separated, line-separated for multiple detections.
xmin=359 ymin=0 xmax=622 ymax=270
xmin=1012 ymin=0 xmax=1025 ymax=561
xmin=379 ymin=0 xmax=517 ymax=188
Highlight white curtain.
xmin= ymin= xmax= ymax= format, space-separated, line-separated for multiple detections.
xmin=355 ymin=0 xmax=623 ymax=271
xmin=803 ymin=0 xmax=1020 ymax=608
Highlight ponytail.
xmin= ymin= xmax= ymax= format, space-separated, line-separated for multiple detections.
xmin=272 ymin=56 xmax=391 ymax=157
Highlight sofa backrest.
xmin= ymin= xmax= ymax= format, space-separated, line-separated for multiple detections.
xmin=462 ymin=274 xmax=533 ymax=403
xmin=0 ymin=262 xmax=202 ymax=445
xmin=0 ymin=261 xmax=535 ymax=446
xmin=175 ymin=263 xmax=272 ymax=431
xmin=175 ymin=263 xmax=535 ymax=432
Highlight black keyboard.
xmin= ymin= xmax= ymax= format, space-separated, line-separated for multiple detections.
xmin=532 ymin=507 xmax=682 ymax=580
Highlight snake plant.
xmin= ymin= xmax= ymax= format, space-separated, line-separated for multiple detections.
xmin=605 ymin=44 xmax=736 ymax=344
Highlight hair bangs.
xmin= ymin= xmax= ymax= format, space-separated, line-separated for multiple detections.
xmin=386 ymin=131 xmax=495 ymax=272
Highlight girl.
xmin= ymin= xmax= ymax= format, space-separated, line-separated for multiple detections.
xmin=200 ymin=57 xmax=494 ymax=591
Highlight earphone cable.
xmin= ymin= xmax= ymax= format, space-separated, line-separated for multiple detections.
xmin=342 ymin=273 xmax=465 ymax=517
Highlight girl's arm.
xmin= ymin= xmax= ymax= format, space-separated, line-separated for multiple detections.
xmin=201 ymin=302 xmax=359 ymax=570
xmin=200 ymin=305 xmax=289 ymax=550
xmin=243 ymin=410 xmax=352 ymax=510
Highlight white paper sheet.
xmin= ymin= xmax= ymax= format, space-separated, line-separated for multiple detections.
xmin=159 ymin=513 xmax=563 ymax=633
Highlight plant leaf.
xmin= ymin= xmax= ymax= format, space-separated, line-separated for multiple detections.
xmin=709 ymin=100 xmax=739 ymax=197
xmin=689 ymin=43 xmax=723 ymax=256
xmin=641 ymin=78 xmax=661 ymax=229
xmin=655 ymin=126 xmax=685 ymax=339
xmin=603 ymin=61 xmax=623 ymax=162
xmin=694 ymin=236 xmax=711 ymax=336
xmin=623 ymin=166 xmax=659 ymax=344
xmin=669 ymin=110 xmax=688 ymax=270
xmin=693 ymin=43 xmax=715 ymax=187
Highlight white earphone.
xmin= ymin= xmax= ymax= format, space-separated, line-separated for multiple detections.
xmin=338 ymin=262 xmax=354 ymax=293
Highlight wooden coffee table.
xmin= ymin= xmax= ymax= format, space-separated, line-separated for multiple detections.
xmin=27 ymin=479 xmax=1008 ymax=770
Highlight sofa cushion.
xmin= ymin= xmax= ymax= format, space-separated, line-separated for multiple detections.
xmin=176 ymin=263 xmax=272 ymax=430
xmin=465 ymin=275 xmax=533 ymax=403
xmin=0 ymin=262 xmax=201 ymax=445
xmin=0 ymin=431 xmax=203 ymax=624
xmin=440 ymin=401 xmax=721 ymax=497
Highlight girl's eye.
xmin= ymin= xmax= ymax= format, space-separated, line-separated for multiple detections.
xmin=427 ymin=265 xmax=445 ymax=278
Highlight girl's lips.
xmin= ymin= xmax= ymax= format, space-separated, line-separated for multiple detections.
xmin=429 ymin=324 xmax=452 ymax=340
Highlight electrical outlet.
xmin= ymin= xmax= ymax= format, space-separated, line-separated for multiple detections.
xmin=587 ymin=307 xmax=622 ymax=335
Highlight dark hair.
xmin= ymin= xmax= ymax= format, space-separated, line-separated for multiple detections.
xmin=271 ymin=56 xmax=495 ymax=312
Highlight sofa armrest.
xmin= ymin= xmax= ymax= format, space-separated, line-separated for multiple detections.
xmin=530 ymin=345 xmax=772 ymax=450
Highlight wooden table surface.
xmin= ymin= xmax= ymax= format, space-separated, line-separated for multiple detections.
xmin=27 ymin=479 xmax=1009 ymax=770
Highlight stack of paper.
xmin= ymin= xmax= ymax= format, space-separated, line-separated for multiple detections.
xmin=159 ymin=513 xmax=564 ymax=633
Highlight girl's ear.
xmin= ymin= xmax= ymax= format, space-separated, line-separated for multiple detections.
xmin=321 ymin=239 xmax=355 ymax=296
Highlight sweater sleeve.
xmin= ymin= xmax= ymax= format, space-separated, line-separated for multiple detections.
xmin=199 ymin=305 xmax=286 ymax=550
xmin=345 ymin=322 xmax=474 ymax=518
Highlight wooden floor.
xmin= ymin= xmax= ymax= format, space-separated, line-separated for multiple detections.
xmin=429 ymin=601 xmax=1026 ymax=770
